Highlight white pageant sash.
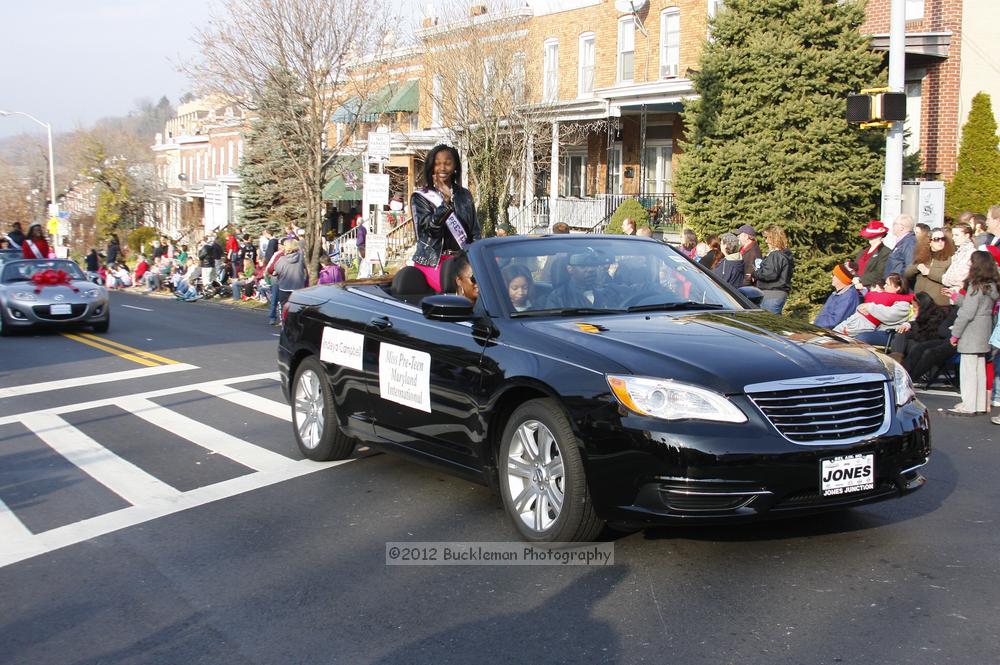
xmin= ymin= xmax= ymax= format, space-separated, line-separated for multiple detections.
xmin=416 ymin=188 xmax=467 ymax=249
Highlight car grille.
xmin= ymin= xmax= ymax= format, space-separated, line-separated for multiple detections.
xmin=772 ymin=481 xmax=899 ymax=510
xmin=32 ymin=303 xmax=86 ymax=321
xmin=746 ymin=377 xmax=889 ymax=445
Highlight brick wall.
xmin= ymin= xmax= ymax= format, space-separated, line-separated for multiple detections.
xmin=862 ymin=0 xmax=964 ymax=180
xmin=526 ymin=0 xmax=708 ymax=101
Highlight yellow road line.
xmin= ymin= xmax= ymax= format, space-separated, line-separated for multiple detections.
xmin=76 ymin=333 xmax=179 ymax=365
xmin=60 ymin=334 xmax=162 ymax=367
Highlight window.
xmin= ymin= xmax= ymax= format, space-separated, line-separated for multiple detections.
xmin=560 ymin=152 xmax=587 ymax=197
xmin=905 ymin=0 xmax=923 ymax=20
xmin=483 ymin=58 xmax=495 ymax=96
xmin=578 ymin=33 xmax=595 ymax=97
xmin=617 ymin=18 xmax=635 ymax=83
xmin=607 ymin=145 xmax=622 ymax=195
xmin=512 ymin=53 xmax=526 ymax=104
xmin=660 ymin=9 xmax=680 ymax=79
xmin=905 ymin=80 xmax=922 ymax=156
xmin=432 ymin=75 xmax=443 ymax=127
xmin=543 ymin=39 xmax=559 ymax=102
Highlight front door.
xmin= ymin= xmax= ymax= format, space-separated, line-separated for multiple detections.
xmin=642 ymin=142 xmax=673 ymax=195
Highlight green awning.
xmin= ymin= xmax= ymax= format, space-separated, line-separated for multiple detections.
xmin=332 ymin=97 xmax=360 ymax=123
xmin=323 ymin=160 xmax=363 ymax=201
xmin=360 ymin=85 xmax=396 ymax=121
xmin=385 ymin=79 xmax=419 ymax=113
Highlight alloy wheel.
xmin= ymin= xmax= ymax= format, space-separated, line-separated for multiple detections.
xmin=505 ymin=419 xmax=565 ymax=532
xmin=294 ymin=368 xmax=325 ymax=450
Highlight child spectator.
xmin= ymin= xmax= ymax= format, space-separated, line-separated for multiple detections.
xmin=947 ymin=251 xmax=1000 ymax=416
xmin=834 ymin=273 xmax=914 ymax=337
xmin=317 ymin=254 xmax=345 ymax=284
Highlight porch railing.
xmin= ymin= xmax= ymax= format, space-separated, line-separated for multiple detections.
xmin=506 ymin=194 xmax=680 ymax=234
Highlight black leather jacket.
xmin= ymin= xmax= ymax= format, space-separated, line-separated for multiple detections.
xmin=411 ymin=187 xmax=480 ymax=267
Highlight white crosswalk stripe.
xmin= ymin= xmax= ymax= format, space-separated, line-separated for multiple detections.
xmin=196 ymin=383 xmax=293 ymax=422
xmin=0 ymin=373 xmax=352 ymax=570
xmin=119 ymin=396 xmax=293 ymax=473
xmin=21 ymin=412 xmax=185 ymax=507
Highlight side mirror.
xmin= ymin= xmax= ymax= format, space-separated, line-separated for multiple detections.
xmin=739 ymin=286 xmax=765 ymax=307
xmin=422 ymin=294 xmax=477 ymax=321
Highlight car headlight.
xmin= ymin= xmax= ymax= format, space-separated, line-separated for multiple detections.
xmin=607 ymin=375 xmax=747 ymax=423
xmin=876 ymin=353 xmax=916 ymax=406
xmin=12 ymin=291 xmax=37 ymax=301
xmin=82 ymin=289 xmax=103 ymax=298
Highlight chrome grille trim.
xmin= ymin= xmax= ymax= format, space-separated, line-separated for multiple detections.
xmin=744 ymin=373 xmax=891 ymax=446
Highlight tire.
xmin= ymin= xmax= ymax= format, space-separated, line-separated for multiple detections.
xmin=92 ymin=317 xmax=110 ymax=333
xmin=0 ymin=312 xmax=9 ymax=337
xmin=291 ymin=356 xmax=355 ymax=461
xmin=499 ymin=398 xmax=604 ymax=542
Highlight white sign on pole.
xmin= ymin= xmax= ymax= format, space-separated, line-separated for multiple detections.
xmin=918 ymin=181 xmax=945 ymax=229
xmin=364 ymin=172 xmax=391 ymax=206
xmin=367 ymin=132 xmax=391 ymax=162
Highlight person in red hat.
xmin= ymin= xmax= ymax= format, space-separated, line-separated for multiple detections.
xmin=852 ymin=220 xmax=892 ymax=290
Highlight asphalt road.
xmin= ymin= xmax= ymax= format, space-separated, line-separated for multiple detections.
xmin=1 ymin=290 xmax=998 ymax=665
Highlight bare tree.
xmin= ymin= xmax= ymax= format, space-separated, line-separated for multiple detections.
xmin=184 ymin=0 xmax=397 ymax=280
xmin=421 ymin=0 xmax=558 ymax=236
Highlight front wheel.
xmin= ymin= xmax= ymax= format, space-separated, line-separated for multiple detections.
xmin=292 ymin=356 xmax=355 ymax=461
xmin=499 ymin=398 xmax=603 ymax=542
xmin=92 ymin=316 xmax=110 ymax=333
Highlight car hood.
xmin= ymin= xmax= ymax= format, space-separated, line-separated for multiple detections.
xmin=1 ymin=281 xmax=101 ymax=299
xmin=519 ymin=309 xmax=888 ymax=394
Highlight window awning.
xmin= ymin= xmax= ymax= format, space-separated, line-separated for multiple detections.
xmin=360 ymin=85 xmax=396 ymax=121
xmin=323 ymin=159 xmax=363 ymax=201
xmin=385 ymin=79 xmax=419 ymax=113
xmin=332 ymin=97 xmax=360 ymax=123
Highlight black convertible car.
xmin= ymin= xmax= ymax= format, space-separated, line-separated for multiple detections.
xmin=278 ymin=236 xmax=930 ymax=542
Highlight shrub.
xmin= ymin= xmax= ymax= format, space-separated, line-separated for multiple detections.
xmin=126 ymin=227 xmax=158 ymax=256
xmin=606 ymin=198 xmax=650 ymax=234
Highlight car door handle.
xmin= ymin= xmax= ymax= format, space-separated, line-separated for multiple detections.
xmin=369 ymin=317 xmax=392 ymax=330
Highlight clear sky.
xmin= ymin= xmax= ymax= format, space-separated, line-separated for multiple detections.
xmin=0 ymin=1 xmax=217 ymax=139
xmin=0 ymin=0 xmax=429 ymax=141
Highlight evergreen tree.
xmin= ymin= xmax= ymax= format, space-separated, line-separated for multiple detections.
xmin=946 ymin=92 xmax=1000 ymax=217
xmin=238 ymin=70 xmax=310 ymax=236
xmin=675 ymin=0 xmax=885 ymax=311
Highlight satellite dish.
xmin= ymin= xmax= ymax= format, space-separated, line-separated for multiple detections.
xmin=614 ymin=0 xmax=648 ymax=14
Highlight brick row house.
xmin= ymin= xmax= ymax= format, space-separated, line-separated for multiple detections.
xmin=862 ymin=0 xmax=1000 ymax=182
xmin=335 ymin=0 xmax=998 ymax=236
xmin=152 ymin=97 xmax=247 ymax=241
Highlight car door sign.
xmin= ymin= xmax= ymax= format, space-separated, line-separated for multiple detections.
xmin=320 ymin=327 xmax=365 ymax=371
xmin=379 ymin=342 xmax=431 ymax=413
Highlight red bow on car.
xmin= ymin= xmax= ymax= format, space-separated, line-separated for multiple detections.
xmin=31 ymin=269 xmax=79 ymax=294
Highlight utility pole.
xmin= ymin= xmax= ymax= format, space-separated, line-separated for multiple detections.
xmin=880 ymin=0 xmax=906 ymax=225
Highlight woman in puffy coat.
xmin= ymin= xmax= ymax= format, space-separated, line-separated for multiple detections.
xmin=945 ymin=251 xmax=1000 ymax=417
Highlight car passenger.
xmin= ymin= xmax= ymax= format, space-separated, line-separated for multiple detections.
xmin=448 ymin=252 xmax=479 ymax=305
xmin=502 ymin=263 xmax=534 ymax=311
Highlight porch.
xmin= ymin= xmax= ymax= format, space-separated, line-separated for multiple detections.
xmin=507 ymin=193 xmax=680 ymax=235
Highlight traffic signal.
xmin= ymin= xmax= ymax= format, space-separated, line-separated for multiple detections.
xmin=846 ymin=91 xmax=906 ymax=125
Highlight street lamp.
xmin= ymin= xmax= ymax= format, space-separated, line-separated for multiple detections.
xmin=0 ymin=109 xmax=59 ymax=229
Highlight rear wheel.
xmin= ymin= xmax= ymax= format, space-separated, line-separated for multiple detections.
xmin=292 ymin=356 xmax=355 ymax=461
xmin=499 ymin=398 xmax=603 ymax=542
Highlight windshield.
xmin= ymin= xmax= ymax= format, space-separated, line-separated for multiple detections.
xmin=485 ymin=237 xmax=745 ymax=316
xmin=2 ymin=260 xmax=86 ymax=283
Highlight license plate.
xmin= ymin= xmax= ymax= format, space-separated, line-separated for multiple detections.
xmin=50 ymin=304 xmax=72 ymax=315
xmin=820 ymin=453 xmax=875 ymax=496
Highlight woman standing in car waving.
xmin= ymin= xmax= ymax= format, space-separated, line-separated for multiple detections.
xmin=411 ymin=144 xmax=480 ymax=292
